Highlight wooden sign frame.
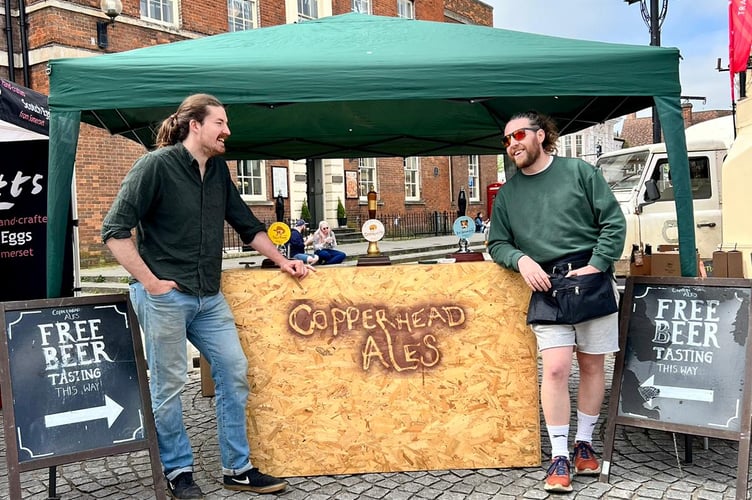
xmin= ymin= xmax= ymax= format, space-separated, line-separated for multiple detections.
xmin=0 ymin=294 xmax=165 ymax=499
xmin=601 ymin=276 xmax=752 ymax=500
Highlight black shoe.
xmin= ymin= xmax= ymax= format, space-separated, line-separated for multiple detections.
xmin=166 ymin=472 xmax=205 ymax=499
xmin=223 ymin=467 xmax=287 ymax=493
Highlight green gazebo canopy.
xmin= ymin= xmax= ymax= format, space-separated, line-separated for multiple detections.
xmin=47 ymin=13 xmax=694 ymax=296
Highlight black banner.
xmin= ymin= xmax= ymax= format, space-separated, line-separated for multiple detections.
xmin=0 ymin=140 xmax=49 ymax=301
xmin=0 ymin=78 xmax=49 ymax=136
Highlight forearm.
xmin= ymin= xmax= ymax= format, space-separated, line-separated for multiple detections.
xmin=104 ymin=237 xmax=160 ymax=290
xmin=250 ymin=231 xmax=288 ymax=266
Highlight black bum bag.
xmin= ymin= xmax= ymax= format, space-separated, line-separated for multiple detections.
xmin=526 ymin=252 xmax=618 ymax=325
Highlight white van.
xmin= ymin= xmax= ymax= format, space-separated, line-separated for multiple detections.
xmin=596 ymin=131 xmax=728 ymax=277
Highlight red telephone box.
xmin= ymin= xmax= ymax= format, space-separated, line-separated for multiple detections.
xmin=486 ymin=182 xmax=504 ymax=220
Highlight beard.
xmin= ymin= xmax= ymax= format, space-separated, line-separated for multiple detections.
xmin=201 ymin=137 xmax=226 ymax=158
xmin=511 ymin=144 xmax=541 ymax=170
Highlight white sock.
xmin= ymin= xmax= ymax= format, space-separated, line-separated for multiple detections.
xmin=574 ymin=410 xmax=599 ymax=444
xmin=546 ymin=424 xmax=569 ymax=459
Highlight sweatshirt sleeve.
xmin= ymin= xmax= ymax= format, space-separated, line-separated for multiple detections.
xmin=587 ymin=166 xmax=627 ymax=271
xmin=486 ymin=190 xmax=525 ymax=272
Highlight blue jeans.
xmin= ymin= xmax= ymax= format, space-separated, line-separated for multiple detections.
xmin=130 ymin=283 xmax=253 ymax=479
xmin=315 ymin=248 xmax=346 ymax=264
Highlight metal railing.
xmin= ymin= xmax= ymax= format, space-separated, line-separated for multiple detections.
xmin=222 ymin=211 xmax=456 ymax=253
xmin=352 ymin=210 xmax=454 ymax=240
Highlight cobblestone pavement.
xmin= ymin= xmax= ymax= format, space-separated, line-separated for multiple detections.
xmin=1 ymin=354 xmax=749 ymax=499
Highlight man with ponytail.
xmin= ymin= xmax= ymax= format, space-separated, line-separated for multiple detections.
xmin=488 ymin=111 xmax=625 ymax=493
xmin=102 ymin=94 xmax=306 ymax=499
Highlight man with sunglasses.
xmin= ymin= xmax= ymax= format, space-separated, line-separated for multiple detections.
xmin=487 ymin=111 xmax=625 ymax=493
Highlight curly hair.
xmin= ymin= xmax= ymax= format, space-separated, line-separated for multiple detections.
xmin=155 ymin=94 xmax=224 ymax=148
xmin=508 ymin=110 xmax=559 ymax=155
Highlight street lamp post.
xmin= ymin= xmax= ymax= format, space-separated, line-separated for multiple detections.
xmin=625 ymin=0 xmax=668 ymax=143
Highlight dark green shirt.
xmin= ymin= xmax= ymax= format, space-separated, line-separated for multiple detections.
xmin=101 ymin=142 xmax=265 ymax=296
xmin=487 ymin=156 xmax=626 ymax=272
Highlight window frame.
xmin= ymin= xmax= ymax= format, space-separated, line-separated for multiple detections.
xmin=237 ymin=159 xmax=267 ymax=202
xmin=228 ymin=0 xmax=258 ymax=31
xmin=140 ymin=0 xmax=178 ymax=25
xmin=397 ymin=0 xmax=414 ymax=18
xmin=358 ymin=158 xmax=377 ymax=201
xmin=468 ymin=155 xmax=480 ymax=202
xmin=404 ymin=156 xmax=421 ymax=201
xmin=653 ymin=157 xmax=712 ymax=202
xmin=352 ymin=0 xmax=371 ymax=14
xmin=298 ymin=0 xmax=319 ymax=19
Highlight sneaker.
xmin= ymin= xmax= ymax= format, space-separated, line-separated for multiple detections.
xmin=572 ymin=441 xmax=601 ymax=475
xmin=308 ymin=254 xmax=319 ymax=265
xmin=223 ymin=468 xmax=287 ymax=494
xmin=544 ymin=455 xmax=572 ymax=493
xmin=166 ymin=472 xmax=205 ymax=499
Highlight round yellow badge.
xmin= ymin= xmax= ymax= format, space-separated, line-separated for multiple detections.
xmin=267 ymin=222 xmax=291 ymax=246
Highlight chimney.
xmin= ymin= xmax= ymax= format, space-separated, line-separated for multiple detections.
xmin=681 ymin=102 xmax=693 ymax=126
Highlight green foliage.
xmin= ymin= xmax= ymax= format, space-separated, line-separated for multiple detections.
xmin=336 ymin=197 xmax=346 ymax=218
xmin=300 ymin=199 xmax=311 ymax=223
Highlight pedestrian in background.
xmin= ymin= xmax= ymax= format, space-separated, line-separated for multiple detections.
xmin=312 ymin=220 xmax=347 ymax=264
xmin=289 ymin=219 xmax=319 ymax=265
xmin=102 ymin=93 xmax=310 ymax=499
xmin=487 ymin=110 xmax=626 ymax=493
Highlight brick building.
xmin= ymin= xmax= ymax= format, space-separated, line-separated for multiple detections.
xmin=619 ymin=102 xmax=732 ymax=148
xmin=0 ymin=0 xmax=498 ymax=267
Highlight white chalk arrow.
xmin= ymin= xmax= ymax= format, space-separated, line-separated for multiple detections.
xmin=44 ymin=395 xmax=124 ymax=429
xmin=641 ymin=375 xmax=714 ymax=406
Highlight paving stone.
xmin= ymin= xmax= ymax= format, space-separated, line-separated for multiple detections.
xmin=3 ymin=357 xmax=751 ymax=500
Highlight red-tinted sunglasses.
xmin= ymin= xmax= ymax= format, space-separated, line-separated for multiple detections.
xmin=501 ymin=127 xmax=540 ymax=148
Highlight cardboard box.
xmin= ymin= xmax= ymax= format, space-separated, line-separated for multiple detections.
xmin=650 ymin=252 xmax=681 ymax=277
xmin=728 ymin=251 xmax=744 ymax=278
xmin=713 ymin=250 xmax=728 ymax=278
xmin=629 ymin=255 xmax=652 ymax=276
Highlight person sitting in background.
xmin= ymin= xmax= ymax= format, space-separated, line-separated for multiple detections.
xmin=475 ymin=212 xmax=485 ymax=232
xmin=312 ymin=221 xmax=346 ymax=264
xmin=288 ymin=219 xmax=319 ymax=265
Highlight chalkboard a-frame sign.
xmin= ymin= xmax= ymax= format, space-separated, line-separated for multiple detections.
xmin=0 ymin=294 xmax=166 ymax=499
xmin=600 ymin=277 xmax=752 ymax=500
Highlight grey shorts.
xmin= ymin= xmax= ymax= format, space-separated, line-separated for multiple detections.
xmin=531 ymin=311 xmax=619 ymax=354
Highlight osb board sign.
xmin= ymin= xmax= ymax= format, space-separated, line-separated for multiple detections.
xmin=221 ymin=261 xmax=540 ymax=476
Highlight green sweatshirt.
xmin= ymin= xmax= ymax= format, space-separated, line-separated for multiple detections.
xmin=487 ymin=156 xmax=626 ymax=272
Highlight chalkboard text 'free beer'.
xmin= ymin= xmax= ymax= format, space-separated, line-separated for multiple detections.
xmin=619 ymin=282 xmax=750 ymax=430
xmin=4 ymin=298 xmax=147 ymax=462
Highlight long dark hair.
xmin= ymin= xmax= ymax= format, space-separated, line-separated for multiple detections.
xmin=155 ymin=93 xmax=224 ymax=148
xmin=508 ymin=110 xmax=559 ymax=154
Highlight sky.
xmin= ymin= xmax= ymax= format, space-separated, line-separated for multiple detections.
xmin=485 ymin=0 xmax=731 ymax=113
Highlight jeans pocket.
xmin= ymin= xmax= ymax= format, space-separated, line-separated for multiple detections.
xmin=147 ymin=287 xmax=178 ymax=299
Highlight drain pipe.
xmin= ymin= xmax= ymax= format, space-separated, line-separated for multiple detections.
xmin=18 ymin=0 xmax=30 ymax=86
xmin=4 ymin=0 xmax=15 ymax=81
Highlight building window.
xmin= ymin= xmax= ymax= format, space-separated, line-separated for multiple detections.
xmin=298 ymin=0 xmax=318 ymax=19
xmin=140 ymin=0 xmax=177 ymax=24
xmin=228 ymin=0 xmax=258 ymax=31
xmin=561 ymin=136 xmax=572 ymax=157
xmin=404 ymin=157 xmax=420 ymax=201
xmin=575 ymin=135 xmax=583 ymax=158
xmin=352 ymin=0 xmax=371 ymax=14
xmin=237 ymin=160 xmax=266 ymax=201
xmin=358 ymin=158 xmax=377 ymax=199
xmin=468 ymin=155 xmax=480 ymax=201
xmin=397 ymin=0 xmax=414 ymax=19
